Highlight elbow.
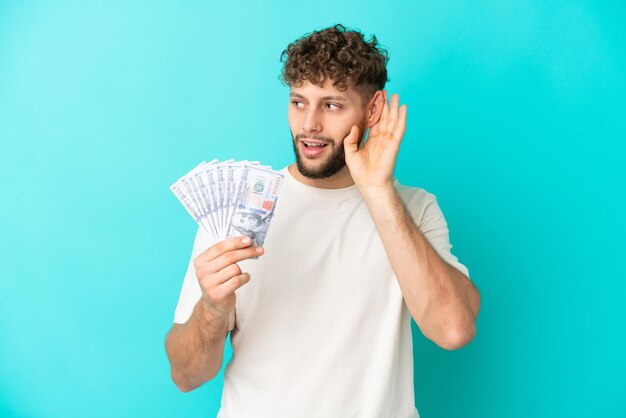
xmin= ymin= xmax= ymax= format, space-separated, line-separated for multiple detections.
xmin=428 ymin=280 xmax=481 ymax=351
xmin=171 ymin=370 xmax=197 ymax=393
xmin=169 ymin=363 xmax=220 ymax=393
xmin=174 ymin=381 xmax=195 ymax=393
xmin=439 ymin=282 xmax=481 ymax=350
xmin=438 ymin=322 xmax=477 ymax=351
xmin=171 ymin=369 xmax=213 ymax=393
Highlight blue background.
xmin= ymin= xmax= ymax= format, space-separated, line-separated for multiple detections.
xmin=1 ymin=1 xmax=624 ymax=417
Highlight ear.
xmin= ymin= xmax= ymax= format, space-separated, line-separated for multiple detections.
xmin=364 ymin=90 xmax=385 ymax=129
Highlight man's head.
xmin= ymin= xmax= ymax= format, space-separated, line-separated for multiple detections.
xmin=280 ymin=24 xmax=389 ymax=179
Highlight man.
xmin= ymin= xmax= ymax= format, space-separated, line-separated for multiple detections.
xmin=165 ymin=24 xmax=480 ymax=417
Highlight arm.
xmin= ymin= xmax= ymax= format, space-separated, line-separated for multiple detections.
xmin=165 ymin=236 xmax=264 ymax=391
xmin=344 ymin=90 xmax=480 ymax=350
xmin=165 ymin=300 xmax=230 ymax=392
xmin=361 ymin=185 xmax=480 ymax=350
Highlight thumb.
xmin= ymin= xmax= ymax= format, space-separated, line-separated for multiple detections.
xmin=343 ymin=125 xmax=360 ymax=157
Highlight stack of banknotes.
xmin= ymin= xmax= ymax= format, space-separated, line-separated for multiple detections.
xmin=170 ymin=160 xmax=285 ymax=246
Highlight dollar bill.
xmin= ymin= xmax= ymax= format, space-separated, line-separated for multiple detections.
xmin=170 ymin=162 xmax=217 ymax=241
xmin=226 ymin=165 xmax=284 ymax=247
xmin=171 ymin=160 xmax=284 ymax=247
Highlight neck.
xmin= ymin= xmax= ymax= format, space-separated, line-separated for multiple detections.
xmin=288 ymin=164 xmax=355 ymax=189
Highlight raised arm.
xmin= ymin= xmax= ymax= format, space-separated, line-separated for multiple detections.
xmin=344 ymin=90 xmax=480 ymax=350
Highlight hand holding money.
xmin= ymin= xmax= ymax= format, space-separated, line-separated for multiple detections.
xmin=194 ymin=236 xmax=264 ymax=318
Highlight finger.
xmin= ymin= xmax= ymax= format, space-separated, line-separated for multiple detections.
xmin=214 ymin=272 xmax=251 ymax=298
xmin=209 ymin=245 xmax=264 ymax=272
xmin=203 ymin=263 xmax=242 ymax=287
xmin=380 ymin=90 xmax=390 ymax=128
xmin=386 ymin=94 xmax=399 ymax=133
xmin=343 ymin=125 xmax=360 ymax=157
xmin=196 ymin=236 xmax=253 ymax=265
xmin=393 ymin=104 xmax=407 ymax=142
xmin=368 ymin=122 xmax=379 ymax=139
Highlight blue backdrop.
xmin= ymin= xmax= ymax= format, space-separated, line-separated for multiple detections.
xmin=1 ymin=1 xmax=624 ymax=417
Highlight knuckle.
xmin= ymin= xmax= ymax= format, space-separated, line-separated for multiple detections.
xmin=223 ymin=251 xmax=237 ymax=264
xmin=229 ymin=263 xmax=242 ymax=276
xmin=207 ymin=288 xmax=220 ymax=301
xmin=197 ymin=264 xmax=212 ymax=278
xmin=233 ymin=273 xmax=245 ymax=284
xmin=213 ymin=240 xmax=227 ymax=255
xmin=234 ymin=273 xmax=249 ymax=285
xmin=197 ymin=274 xmax=211 ymax=289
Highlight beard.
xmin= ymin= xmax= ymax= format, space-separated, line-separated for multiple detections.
xmin=291 ymin=122 xmax=366 ymax=179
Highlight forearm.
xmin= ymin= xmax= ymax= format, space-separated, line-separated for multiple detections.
xmin=362 ymin=185 xmax=479 ymax=350
xmin=165 ymin=298 xmax=230 ymax=392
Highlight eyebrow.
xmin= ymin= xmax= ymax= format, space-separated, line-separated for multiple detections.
xmin=290 ymin=92 xmax=349 ymax=102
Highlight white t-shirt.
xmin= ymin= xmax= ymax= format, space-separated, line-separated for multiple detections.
xmin=174 ymin=167 xmax=470 ymax=418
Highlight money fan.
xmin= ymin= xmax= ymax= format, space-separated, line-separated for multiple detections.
xmin=170 ymin=160 xmax=284 ymax=246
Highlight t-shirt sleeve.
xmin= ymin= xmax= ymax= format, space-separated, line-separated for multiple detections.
xmin=404 ymin=188 xmax=470 ymax=279
xmin=173 ymin=226 xmax=236 ymax=331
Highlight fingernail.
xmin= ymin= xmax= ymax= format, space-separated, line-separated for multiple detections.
xmin=256 ymin=246 xmax=264 ymax=254
xmin=242 ymin=237 xmax=251 ymax=245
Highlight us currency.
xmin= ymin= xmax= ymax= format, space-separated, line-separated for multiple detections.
xmin=193 ymin=159 xmax=219 ymax=239
xmin=171 ymin=160 xmax=284 ymax=247
xmin=215 ymin=160 xmax=233 ymax=233
xmin=225 ymin=165 xmax=284 ymax=247
xmin=203 ymin=164 xmax=222 ymax=236
xmin=225 ymin=161 xmax=259 ymax=236
xmin=170 ymin=162 xmax=217 ymax=241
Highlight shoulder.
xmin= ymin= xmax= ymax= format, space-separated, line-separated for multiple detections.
xmin=394 ymin=180 xmax=436 ymax=204
xmin=393 ymin=180 xmax=439 ymax=224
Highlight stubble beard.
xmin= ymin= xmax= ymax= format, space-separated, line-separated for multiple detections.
xmin=291 ymin=123 xmax=366 ymax=180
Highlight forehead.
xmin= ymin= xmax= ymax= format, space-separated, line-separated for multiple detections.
xmin=289 ymin=79 xmax=361 ymax=105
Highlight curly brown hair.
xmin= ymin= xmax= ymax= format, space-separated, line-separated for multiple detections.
xmin=279 ymin=24 xmax=389 ymax=105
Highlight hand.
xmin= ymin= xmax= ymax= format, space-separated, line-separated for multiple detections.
xmin=343 ymin=90 xmax=407 ymax=194
xmin=193 ymin=236 xmax=264 ymax=318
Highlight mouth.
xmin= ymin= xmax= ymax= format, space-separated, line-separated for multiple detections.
xmin=299 ymin=139 xmax=330 ymax=158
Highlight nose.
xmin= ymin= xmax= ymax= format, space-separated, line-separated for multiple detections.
xmin=302 ymin=108 xmax=321 ymax=133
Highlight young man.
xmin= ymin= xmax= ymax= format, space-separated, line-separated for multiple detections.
xmin=165 ymin=24 xmax=480 ymax=417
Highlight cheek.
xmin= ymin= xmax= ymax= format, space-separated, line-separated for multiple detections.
xmin=341 ymin=111 xmax=361 ymax=127
xmin=287 ymin=109 xmax=300 ymax=129
xmin=287 ymin=105 xmax=302 ymax=119
xmin=339 ymin=115 xmax=361 ymax=135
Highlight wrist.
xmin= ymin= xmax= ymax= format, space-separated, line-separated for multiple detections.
xmin=198 ymin=297 xmax=231 ymax=323
xmin=358 ymin=181 xmax=396 ymax=202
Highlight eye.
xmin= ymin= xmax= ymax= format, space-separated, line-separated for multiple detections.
xmin=326 ymin=103 xmax=342 ymax=110
xmin=291 ymin=100 xmax=304 ymax=108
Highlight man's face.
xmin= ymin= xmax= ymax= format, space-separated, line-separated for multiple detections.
xmin=288 ymin=79 xmax=368 ymax=179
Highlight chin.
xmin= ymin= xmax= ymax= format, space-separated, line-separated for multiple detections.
xmin=291 ymin=132 xmax=348 ymax=179
xmin=296 ymin=156 xmax=346 ymax=179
